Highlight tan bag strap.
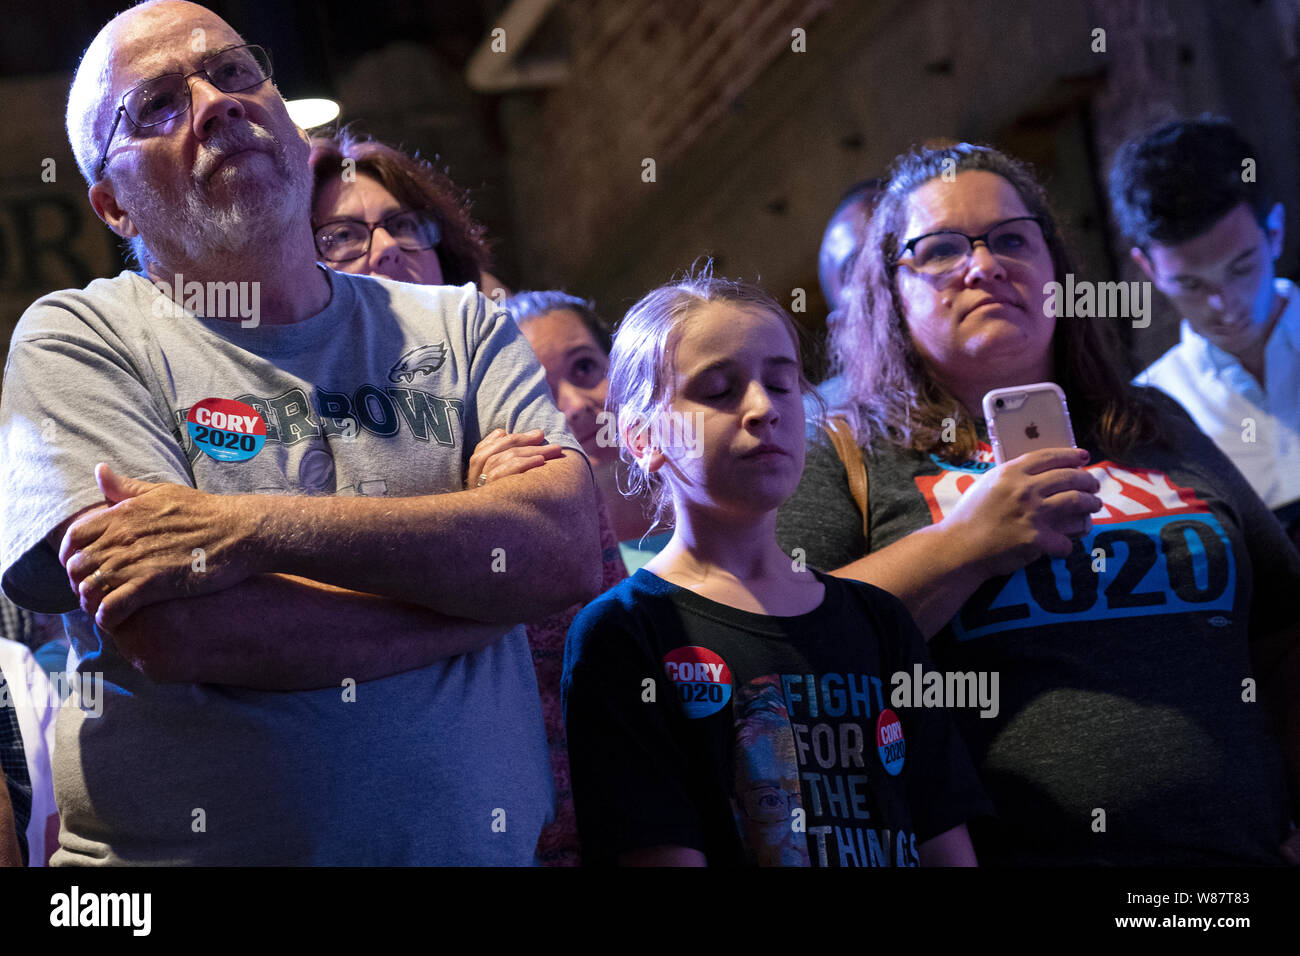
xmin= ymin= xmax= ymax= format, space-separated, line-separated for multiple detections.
xmin=823 ymin=416 xmax=870 ymax=548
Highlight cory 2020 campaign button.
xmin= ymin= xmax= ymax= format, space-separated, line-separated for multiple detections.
xmin=876 ymin=708 xmax=906 ymax=775
xmin=662 ymin=646 xmax=733 ymax=718
xmin=186 ymin=398 xmax=266 ymax=462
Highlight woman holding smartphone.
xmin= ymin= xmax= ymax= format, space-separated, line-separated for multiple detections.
xmin=775 ymin=143 xmax=1300 ymax=866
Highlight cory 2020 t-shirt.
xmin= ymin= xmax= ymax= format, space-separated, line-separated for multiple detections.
xmin=775 ymin=392 xmax=1299 ymax=865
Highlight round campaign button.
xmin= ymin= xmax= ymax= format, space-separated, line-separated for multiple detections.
xmin=186 ymin=398 xmax=266 ymax=462
xmin=662 ymin=646 xmax=733 ymax=719
xmin=876 ymin=708 xmax=906 ymax=776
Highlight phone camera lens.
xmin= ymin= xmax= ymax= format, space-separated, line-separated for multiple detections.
xmin=995 ymin=398 xmax=1004 ymax=409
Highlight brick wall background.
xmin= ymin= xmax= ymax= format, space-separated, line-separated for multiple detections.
xmin=2 ymin=0 xmax=1298 ymax=375
xmin=498 ymin=0 xmax=1300 ymax=370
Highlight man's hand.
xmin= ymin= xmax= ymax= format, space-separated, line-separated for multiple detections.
xmin=60 ymin=464 xmax=262 ymax=630
xmin=466 ymin=428 xmax=564 ymax=489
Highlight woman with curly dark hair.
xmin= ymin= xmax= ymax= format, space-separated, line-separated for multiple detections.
xmin=309 ymin=128 xmax=491 ymax=288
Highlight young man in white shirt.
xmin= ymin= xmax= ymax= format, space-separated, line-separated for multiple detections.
xmin=1110 ymin=117 xmax=1300 ymax=542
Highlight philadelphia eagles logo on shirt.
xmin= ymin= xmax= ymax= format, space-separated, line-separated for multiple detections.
xmin=389 ymin=344 xmax=448 ymax=383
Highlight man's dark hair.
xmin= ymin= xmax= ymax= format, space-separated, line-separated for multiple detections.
xmin=1108 ymin=116 xmax=1273 ymax=248
xmin=505 ymin=290 xmax=611 ymax=355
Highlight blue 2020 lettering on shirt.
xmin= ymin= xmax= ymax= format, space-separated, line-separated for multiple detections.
xmin=915 ymin=454 xmax=1236 ymax=640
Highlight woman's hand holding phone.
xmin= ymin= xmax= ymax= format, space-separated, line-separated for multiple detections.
xmin=937 ymin=447 xmax=1103 ymax=580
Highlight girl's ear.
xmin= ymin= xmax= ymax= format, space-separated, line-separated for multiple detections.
xmin=622 ymin=414 xmax=667 ymax=473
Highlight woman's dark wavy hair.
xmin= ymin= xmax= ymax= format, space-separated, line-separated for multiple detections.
xmin=832 ymin=142 xmax=1161 ymax=462
xmin=309 ymin=127 xmax=490 ymax=287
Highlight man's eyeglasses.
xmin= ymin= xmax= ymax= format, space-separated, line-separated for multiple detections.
xmin=313 ymin=212 xmax=442 ymax=262
xmin=895 ymin=216 xmax=1046 ymax=276
xmin=95 ymin=44 xmax=274 ymax=181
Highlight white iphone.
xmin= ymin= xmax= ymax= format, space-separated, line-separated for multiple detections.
xmin=983 ymin=383 xmax=1076 ymax=465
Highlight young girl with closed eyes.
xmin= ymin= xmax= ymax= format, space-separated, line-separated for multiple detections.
xmin=562 ymin=270 xmax=990 ymax=866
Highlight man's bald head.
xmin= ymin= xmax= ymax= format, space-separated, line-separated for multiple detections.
xmin=64 ymin=0 xmax=311 ymax=274
xmin=66 ymin=0 xmax=244 ymax=185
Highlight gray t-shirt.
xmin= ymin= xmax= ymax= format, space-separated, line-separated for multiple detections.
xmin=776 ymin=393 xmax=1300 ymax=865
xmin=0 ymin=269 xmax=581 ymax=865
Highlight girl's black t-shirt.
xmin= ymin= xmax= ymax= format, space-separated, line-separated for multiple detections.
xmin=562 ymin=568 xmax=992 ymax=866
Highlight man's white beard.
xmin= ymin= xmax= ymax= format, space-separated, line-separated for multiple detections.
xmin=126 ymin=121 xmax=309 ymax=271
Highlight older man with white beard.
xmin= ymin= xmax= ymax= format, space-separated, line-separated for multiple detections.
xmin=0 ymin=0 xmax=601 ymax=865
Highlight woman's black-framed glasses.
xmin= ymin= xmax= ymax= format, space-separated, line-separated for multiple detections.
xmin=95 ymin=44 xmax=274 ymax=180
xmin=313 ymin=212 xmax=443 ymax=263
xmin=895 ymin=216 xmax=1046 ymax=276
